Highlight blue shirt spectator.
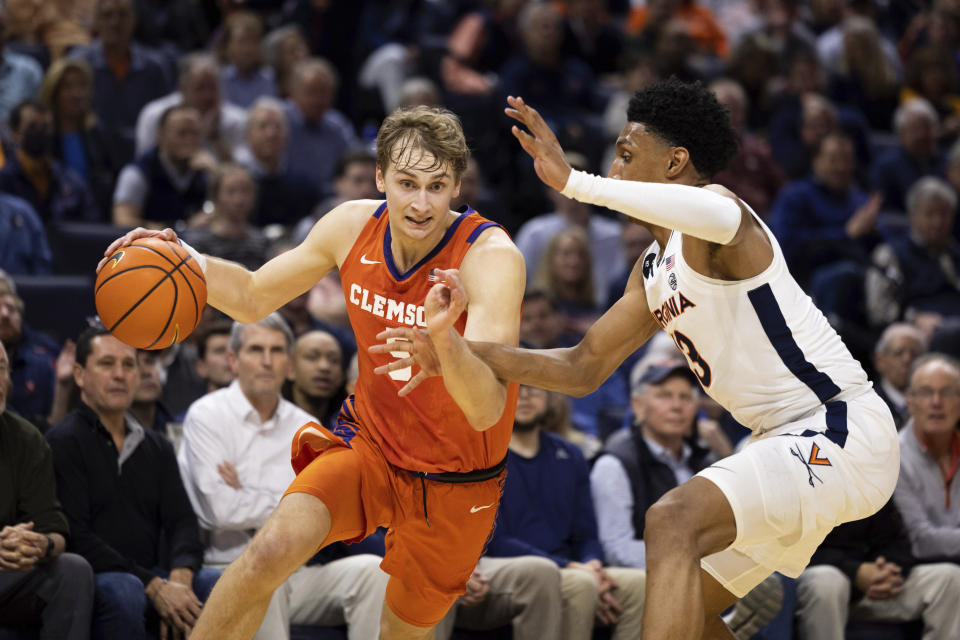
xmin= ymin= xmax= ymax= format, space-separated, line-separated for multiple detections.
xmin=283 ymin=58 xmax=358 ymax=197
xmin=0 ymin=48 xmax=42 ymax=125
xmin=769 ymin=132 xmax=878 ymax=286
xmin=0 ymin=101 xmax=101 ymax=223
xmin=489 ymin=429 xmax=604 ymax=567
xmin=0 ymin=193 xmax=51 ymax=275
xmin=870 ymin=99 xmax=946 ymax=215
xmin=221 ymin=65 xmax=277 ymax=109
xmin=69 ymin=29 xmax=171 ymax=164
xmin=1 ymin=289 xmax=59 ymax=428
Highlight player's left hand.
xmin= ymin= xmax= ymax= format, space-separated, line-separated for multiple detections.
xmin=505 ymin=96 xmax=572 ymax=192
xmin=424 ymin=269 xmax=468 ymax=339
xmin=370 ymin=327 xmax=441 ymax=396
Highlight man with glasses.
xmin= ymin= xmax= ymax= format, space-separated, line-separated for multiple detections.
xmin=895 ymin=353 xmax=960 ymax=564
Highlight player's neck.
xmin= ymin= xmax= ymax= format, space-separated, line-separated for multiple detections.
xmin=509 ymin=426 xmax=541 ymax=458
xmin=388 ymin=212 xmax=455 ymax=273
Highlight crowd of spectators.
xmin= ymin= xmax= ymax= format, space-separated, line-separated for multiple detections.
xmin=4 ymin=0 xmax=960 ymax=639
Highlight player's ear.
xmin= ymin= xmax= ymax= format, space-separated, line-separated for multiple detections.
xmin=375 ymin=165 xmax=386 ymax=194
xmin=666 ymin=147 xmax=690 ymax=178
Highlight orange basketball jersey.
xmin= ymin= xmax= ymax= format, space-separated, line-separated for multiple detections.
xmin=337 ymin=202 xmax=519 ymax=473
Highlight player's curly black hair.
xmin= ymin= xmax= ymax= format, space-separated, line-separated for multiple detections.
xmin=626 ymin=78 xmax=739 ymax=179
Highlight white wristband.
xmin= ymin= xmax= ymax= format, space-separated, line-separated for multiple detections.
xmin=177 ymin=238 xmax=207 ymax=274
xmin=560 ymin=169 xmax=742 ymax=245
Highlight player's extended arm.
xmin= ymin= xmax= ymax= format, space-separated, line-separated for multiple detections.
xmin=505 ymin=95 xmax=742 ymax=245
xmin=98 ymin=201 xmax=370 ymax=323
xmin=470 ymin=258 xmax=658 ymax=396
xmin=428 ymin=231 xmax=525 ymax=431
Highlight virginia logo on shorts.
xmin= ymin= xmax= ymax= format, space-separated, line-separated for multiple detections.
xmin=789 ymin=442 xmax=826 ymax=487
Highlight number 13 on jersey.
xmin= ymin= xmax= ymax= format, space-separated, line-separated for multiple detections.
xmin=672 ymin=330 xmax=711 ymax=388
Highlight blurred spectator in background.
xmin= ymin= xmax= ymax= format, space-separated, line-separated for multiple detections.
xmin=561 ymin=0 xmax=624 ymax=76
xmin=591 ymin=363 xmax=712 ymax=570
xmin=0 ymin=191 xmax=50 ymax=275
xmin=0 ymin=100 xmax=100 ymax=223
xmin=47 ymin=327 xmax=218 ymax=640
xmin=181 ymin=164 xmax=269 ymax=271
xmin=0 ymin=2 xmax=42 ymax=127
xmin=234 ymin=97 xmax=320 ymax=228
xmin=602 ymin=49 xmax=659 ymax=148
xmin=128 ymin=349 xmax=174 ymax=437
xmin=283 ymin=58 xmax=358 ymax=198
xmin=69 ymin=0 xmax=171 ymax=165
xmin=499 ymin=3 xmax=595 ymax=137
xmin=135 ymin=53 xmax=246 ymax=161
xmin=895 ymin=354 xmax=960 ymax=563
xmin=261 ymin=25 xmax=308 ymax=100
xmin=283 ymin=330 xmax=346 ymax=430
xmin=734 ymin=0 xmax=816 ymax=81
xmin=870 ymin=99 xmax=945 ymax=216
xmin=516 ymin=152 xmax=624 ymax=307
xmin=450 ymin=156 xmax=501 ymax=228
xmin=440 ymin=0 xmax=528 ymax=98
xmin=825 ymin=15 xmax=901 ymax=132
xmin=605 ymin=221 xmax=653 ymax=309
xmin=194 ymin=320 xmax=234 ymax=398
xmin=113 ymin=104 xmax=210 ymax=228
xmin=218 ymin=11 xmax=276 ymax=110
xmin=770 ymin=131 xmax=881 ymax=287
xmin=519 ymin=289 xmax=579 ymax=351
xmin=396 ymin=77 xmax=442 ymax=110
xmin=796 ymin=500 xmax=960 ymax=640
xmin=627 ymin=0 xmax=728 ymax=58
xmin=710 ymin=78 xmax=785 ymax=218
xmin=487 ymin=383 xmax=647 ymax=640
xmin=0 ymin=285 xmax=60 ymax=429
xmin=866 ymin=177 xmax=960 ymax=334
xmin=292 ymin=149 xmax=378 ymax=244
xmin=0 ymin=342 xmax=94 ymax=640
xmin=871 ymin=323 xmax=929 ymax=430
xmin=901 ymin=47 xmax=960 ymax=144
xmin=40 ymin=58 xmax=124 ymax=218
xmin=531 ymin=227 xmax=602 ymax=337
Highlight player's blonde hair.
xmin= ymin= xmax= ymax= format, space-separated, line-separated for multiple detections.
xmin=376 ymin=106 xmax=469 ymax=180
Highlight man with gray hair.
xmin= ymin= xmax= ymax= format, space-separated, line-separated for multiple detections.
xmin=896 ymin=353 xmax=960 ymax=562
xmin=870 ymin=98 xmax=945 ymax=214
xmin=177 ymin=313 xmax=388 ymax=640
xmin=234 ymin=96 xmax=320 ymax=226
xmin=871 ymin=323 xmax=928 ymax=429
xmin=866 ymin=176 xmax=960 ymax=331
xmin=135 ymin=52 xmax=247 ymax=160
xmin=284 ymin=57 xmax=359 ymax=197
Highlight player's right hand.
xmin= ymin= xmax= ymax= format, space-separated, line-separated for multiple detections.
xmin=97 ymin=227 xmax=178 ymax=273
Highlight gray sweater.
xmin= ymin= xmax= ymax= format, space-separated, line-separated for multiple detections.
xmin=893 ymin=422 xmax=960 ymax=560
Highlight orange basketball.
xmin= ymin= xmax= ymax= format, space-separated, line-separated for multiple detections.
xmin=95 ymin=237 xmax=207 ymax=350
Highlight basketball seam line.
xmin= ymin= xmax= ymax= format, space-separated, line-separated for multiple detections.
xmin=95 ymin=264 xmax=168 ymax=294
xmin=132 ymin=241 xmax=204 ymax=281
xmin=165 ymin=241 xmax=201 ymax=331
xmin=106 ymin=254 xmax=191 ymax=337
xmin=147 ymin=261 xmax=180 ymax=349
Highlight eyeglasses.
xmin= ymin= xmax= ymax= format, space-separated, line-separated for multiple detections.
xmin=910 ymin=387 xmax=960 ymax=401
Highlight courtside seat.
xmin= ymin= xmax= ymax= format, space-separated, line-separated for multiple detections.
xmin=11 ymin=274 xmax=96 ymax=345
xmin=48 ymin=221 xmax=134 ymax=276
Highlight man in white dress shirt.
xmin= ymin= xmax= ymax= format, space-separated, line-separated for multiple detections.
xmin=177 ymin=313 xmax=388 ymax=640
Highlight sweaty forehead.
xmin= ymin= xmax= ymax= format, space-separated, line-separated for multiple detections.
xmin=388 ymin=145 xmax=449 ymax=178
xmin=618 ymin=122 xmax=667 ymax=150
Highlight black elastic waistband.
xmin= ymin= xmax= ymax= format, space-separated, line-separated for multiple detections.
xmin=403 ymin=455 xmax=507 ymax=484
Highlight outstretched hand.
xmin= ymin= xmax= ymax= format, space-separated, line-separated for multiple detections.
xmin=96 ymin=227 xmax=179 ymax=273
xmin=504 ymin=95 xmax=572 ymax=192
xmin=370 ymin=327 xmax=441 ymax=396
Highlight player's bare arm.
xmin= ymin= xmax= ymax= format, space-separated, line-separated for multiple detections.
xmin=97 ymin=200 xmax=375 ymax=323
xmin=506 ymin=95 xmax=774 ymax=280
xmin=374 ymin=255 xmax=657 ymax=398
xmin=427 ymin=227 xmax=524 ymax=430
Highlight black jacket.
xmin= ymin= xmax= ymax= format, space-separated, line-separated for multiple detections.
xmin=603 ymin=425 xmax=713 ymax=539
xmin=46 ymin=402 xmax=203 ymax=584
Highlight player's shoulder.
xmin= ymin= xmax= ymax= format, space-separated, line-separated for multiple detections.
xmin=324 ymin=199 xmax=385 ymax=226
xmin=461 ymin=224 xmax=524 ymax=285
xmin=462 ymin=221 xmax=521 ymax=258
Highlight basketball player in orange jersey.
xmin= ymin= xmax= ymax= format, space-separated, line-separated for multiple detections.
xmin=97 ymin=106 xmax=525 ymax=640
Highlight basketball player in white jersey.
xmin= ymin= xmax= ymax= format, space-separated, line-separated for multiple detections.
xmin=373 ymin=79 xmax=900 ymax=639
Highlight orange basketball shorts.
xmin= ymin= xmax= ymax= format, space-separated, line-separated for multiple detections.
xmin=283 ymin=421 xmax=504 ymax=627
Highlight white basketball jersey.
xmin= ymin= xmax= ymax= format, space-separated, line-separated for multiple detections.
xmin=642 ymin=210 xmax=871 ymax=434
